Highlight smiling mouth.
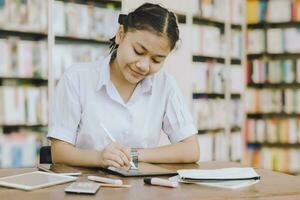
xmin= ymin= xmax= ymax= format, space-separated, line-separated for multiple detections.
xmin=129 ymin=68 xmax=145 ymax=77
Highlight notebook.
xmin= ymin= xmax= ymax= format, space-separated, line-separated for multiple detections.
xmin=171 ymin=167 xmax=260 ymax=189
xmin=177 ymin=167 xmax=260 ymax=181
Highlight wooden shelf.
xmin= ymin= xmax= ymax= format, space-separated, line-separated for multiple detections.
xmin=248 ymin=53 xmax=300 ymax=60
xmin=0 ymin=29 xmax=47 ymax=40
xmin=175 ymin=13 xmax=186 ymax=24
xmin=193 ymin=16 xmax=242 ymax=30
xmin=248 ymin=21 xmax=300 ymax=29
xmin=198 ymin=127 xmax=241 ymax=134
xmin=55 ymin=0 xmax=122 ymax=8
xmin=1 ymin=124 xmax=48 ymax=134
xmin=0 ymin=77 xmax=48 ymax=85
xmin=247 ymin=142 xmax=300 ymax=148
xmin=55 ymin=35 xmax=110 ymax=45
xmin=193 ymin=55 xmax=242 ymax=65
xmin=193 ymin=93 xmax=241 ymax=99
xmin=247 ymin=82 xmax=300 ymax=89
xmin=247 ymin=113 xmax=300 ymax=118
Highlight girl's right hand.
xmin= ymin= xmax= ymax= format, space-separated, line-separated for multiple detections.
xmin=98 ymin=142 xmax=131 ymax=168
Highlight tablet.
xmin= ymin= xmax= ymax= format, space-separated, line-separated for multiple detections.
xmin=104 ymin=162 xmax=177 ymax=177
xmin=0 ymin=171 xmax=78 ymax=191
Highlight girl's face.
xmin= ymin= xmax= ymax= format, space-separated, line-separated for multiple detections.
xmin=113 ymin=28 xmax=172 ymax=86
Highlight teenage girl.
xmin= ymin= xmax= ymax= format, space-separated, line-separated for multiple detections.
xmin=48 ymin=3 xmax=199 ymax=169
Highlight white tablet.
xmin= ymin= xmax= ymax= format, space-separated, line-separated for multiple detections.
xmin=0 ymin=171 xmax=78 ymax=191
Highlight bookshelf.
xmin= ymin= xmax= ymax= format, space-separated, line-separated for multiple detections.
xmin=191 ymin=0 xmax=245 ymax=162
xmin=245 ymin=0 xmax=300 ymax=174
xmin=0 ymin=0 xmax=121 ymax=168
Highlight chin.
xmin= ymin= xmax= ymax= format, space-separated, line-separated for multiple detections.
xmin=125 ymin=74 xmax=144 ymax=85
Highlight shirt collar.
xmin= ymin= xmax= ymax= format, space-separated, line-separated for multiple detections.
xmin=96 ymin=55 xmax=153 ymax=94
xmin=95 ymin=55 xmax=111 ymax=91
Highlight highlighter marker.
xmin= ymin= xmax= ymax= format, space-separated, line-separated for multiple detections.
xmin=144 ymin=178 xmax=178 ymax=188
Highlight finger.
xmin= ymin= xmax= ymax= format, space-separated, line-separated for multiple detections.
xmin=111 ymin=148 xmax=130 ymax=166
xmin=106 ymin=160 xmax=121 ymax=168
xmin=108 ymin=152 xmax=125 ymax=167
xmin=114 ymin=143 xmax=131 ymax=160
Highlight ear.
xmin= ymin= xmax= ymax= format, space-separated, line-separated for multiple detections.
xmin=115 ymin=25 xmax=125 ymax=45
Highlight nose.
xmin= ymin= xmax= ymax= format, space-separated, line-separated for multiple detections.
xmin=136 ymin=57 xmax=150 ymax=72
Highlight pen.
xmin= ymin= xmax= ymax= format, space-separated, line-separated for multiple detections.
xmin=99 ymin=122 xmax=137 ymax=170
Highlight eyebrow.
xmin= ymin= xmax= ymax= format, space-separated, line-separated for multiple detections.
xmin=136 ymin=42 xmax=167 ymax=58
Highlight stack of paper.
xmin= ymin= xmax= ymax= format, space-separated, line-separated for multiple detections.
xmin=170 ymin=168 xmax=260 ymax=189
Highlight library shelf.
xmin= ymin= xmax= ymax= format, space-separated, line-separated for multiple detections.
xmin=248 ymin=21 xmax=300 ymax=29
xmin=247 ymin=83 xmax=300 ymax=89
xmin=175 ymin=13 xmax=186 ymax=24
xmin=192 ymin=55 xmax=242 ymax=65
xmin=0 ymin=29 xmax=47 ymax=40
xmin=192 ymin=93 xmax=241 ymax=99
xmin=55 ymin=0 xmax=121 ymax=8
xmin=247 ymin=142 xmax=300 ymax=148
xmin=0 ymin=77 xmax=48 ymax=85
xmin=193 ymin=15 xmax=242 ymax=30
xmin=198 ymin=126 xmax=241 ymax=134
xmin=247 ymin=113 xmax=300 ymax=119
xmin=55 ymin=35 xmax=110 ymax=45
xmin=248 ymin=52 xmax=300 ymax=60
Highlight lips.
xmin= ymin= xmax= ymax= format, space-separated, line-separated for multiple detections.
xmin=129 ymin=67 xmax=146 ymax=78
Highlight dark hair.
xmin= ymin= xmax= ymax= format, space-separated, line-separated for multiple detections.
xmin=109 ymin=3 xmax=179 ymax=58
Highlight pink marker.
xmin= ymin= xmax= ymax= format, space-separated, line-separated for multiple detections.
xmin=144 ymin=178 xmax=178 ymax=188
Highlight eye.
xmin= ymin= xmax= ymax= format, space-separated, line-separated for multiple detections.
xmin=133 ymin=48 xmax=143 ymax=55
xmin=152 ymin=59 xmax=161 ymax=64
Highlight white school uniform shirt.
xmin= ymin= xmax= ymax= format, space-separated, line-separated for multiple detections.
xmin=47 ymin=55 xmax=197 ymax=150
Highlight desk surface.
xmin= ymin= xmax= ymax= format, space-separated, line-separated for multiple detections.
xmin=1 ymin=161 xmax=300 ymax=200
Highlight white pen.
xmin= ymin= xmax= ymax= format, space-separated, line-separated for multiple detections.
xmin=88 ymin=175 xmax=123 ymax=185
xmin=99 ymin=122 xmax=138 ymax=170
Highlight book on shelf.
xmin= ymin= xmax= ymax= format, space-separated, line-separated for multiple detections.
xmin=53 ymin=44 xmax=108 ymax=80
xmin=247 ymin=0 xmax=297 ymax=24
xmin=245 ymin=89 xmax=300 ymax=114
xmin=0 ymin=86 xmax=48 ymax=125
xmin=0 ymin=132 xmax=42 ymax=168
xmin=53 ymin=1 xmax=119 ymax=41
xmin=246 ymin=146 xmax=300 ymax=174
xmin=197 ymin=0 xmax=244 ymax=25
xmin=192 ymin=25 xmax=242 ymax=59
xmin=192 ymin=62 xmax=243 ymax=94
xmin=247 ymin=29 xmax=265 ymax=54
xmin=192 ymin=25 xmax=221 ymax=57
xmin=197 ymin=131 xmax=242 ymax=162
xmin=249 ymin=59 xmax=296 ymax=84
xmin=0 ymin=0 xmax=47 ymax=32
xmin=267 ymin=28 xmax=283 ymax=54
xmin=266 ymin=0 xmax=291 ymax=23
xmin=246 ymin=118 xmax=300 ymax=144
xmin=192 ymin=99 xmax=242 ymax=131
xmin=0 ymin=38 xmax=47 ymax=79
xmin=248 ymin=27 xmax=300 ymax=54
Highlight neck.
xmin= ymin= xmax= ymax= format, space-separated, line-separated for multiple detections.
xmin=110 ymin=59 xmax=137 ymax=102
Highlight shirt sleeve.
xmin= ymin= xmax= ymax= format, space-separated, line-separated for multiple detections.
xmin=162 ymin=79 xmax=197 ymax=143
xmin=47 ymin=72 xmax=81 ymax=145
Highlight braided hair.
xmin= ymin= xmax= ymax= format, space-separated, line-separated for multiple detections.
xmin=109 ymin=3 xmax=179 ymax=60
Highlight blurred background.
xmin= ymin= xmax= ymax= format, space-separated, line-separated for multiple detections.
xmin=0 ymin=0 xmax=300 ymax=176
